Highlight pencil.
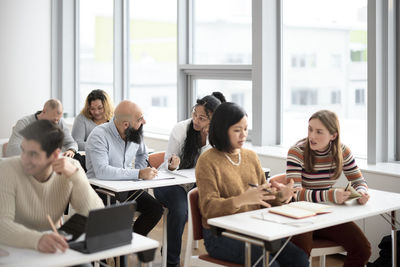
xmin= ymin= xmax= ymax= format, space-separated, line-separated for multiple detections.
xmin=47 ymin=214 xmax=58 ymax=234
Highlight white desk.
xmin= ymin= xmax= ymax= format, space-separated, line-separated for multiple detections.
xmin=208 ymin=189 xmax=400 ymax=267
xmin=89 ymin=172 xmax=195 ymax=193
xmin=89 ymin=169 xmax=196 ymax=267
xmin=0 ymin=233 xmax=159 ymax=267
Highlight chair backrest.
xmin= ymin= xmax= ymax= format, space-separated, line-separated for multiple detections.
xmin=2 ymin=142 xmax=8 ymax=158
xmin=148 ymin=151 xmax=165 ymax=169
xmin=188 ymin=188 xmax=204 ymax=240
xmin=269 ymin=173 xmax=287 ymax=184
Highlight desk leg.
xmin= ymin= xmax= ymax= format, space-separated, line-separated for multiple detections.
xmin=162 ymin=208 xmax=168 ymax=267
xmin=392 ymin=211 xmax=397 ymax=267
xmin=245 ymin=242 xmax=251 ymax=267
xmin=262 ymin=247 xmax=270 ymax=267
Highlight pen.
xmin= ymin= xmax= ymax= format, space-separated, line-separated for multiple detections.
xmin=146 ymin=159 xmax=153 ymax=168
xmin=47 ymin=214 xmax=58 ymax=235
xmin=248 ymin=183 xmax=272 ymax=193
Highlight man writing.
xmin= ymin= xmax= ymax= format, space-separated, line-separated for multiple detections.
xmin=86 ymin=100 xmax=163 ymax=237
xmin=6 ymin=99 xmax=78 ymax=158
xmin=0 ymin=120 xmax=103 ymax=253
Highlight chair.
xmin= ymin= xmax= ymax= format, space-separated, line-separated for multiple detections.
xmin=269 ymin=173 xmax=346 ymax=267
xmin=148 ymin=151 xmax=165 ymax=169
xmin=2 ymin=142 xmax=8 ymax=157
xmin=184 ymin=188 xmax=244 ymax=267
xmin=148 ymin=151 xmax=169 ymax=267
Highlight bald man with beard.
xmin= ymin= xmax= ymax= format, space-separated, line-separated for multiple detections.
xmin=85 ymin=100 xmax=163 ymax=238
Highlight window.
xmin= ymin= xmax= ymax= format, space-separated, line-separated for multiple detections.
xmin=151 ymin=96 xmax=168 ymax=107
xmin=193 ymin=0 xmax=251 ymax=64
xmin=291 ymin=88 xmax=317 ymax=105
xmin=58 ymin=0 xmax=398 ymax=163
xmin=291 ymin=54 xmax=316 ymax=68
xmin=196 ymin=79 xmax=252 ymax=129
xmin=355 ymin=88 xmax=365 ymax=105
xmin=331 ymin=90 xmax=341 ymax=104
xmin=282 ymin=0 xmax=368 ymax=156
xmin=79 ymin=0 xmax=114 ymax=110
xmin=128 ymin=0 xmax=177 ymax=134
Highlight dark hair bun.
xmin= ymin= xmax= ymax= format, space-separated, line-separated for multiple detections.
xmin=211 ymin=92 xmax=226 ymax=103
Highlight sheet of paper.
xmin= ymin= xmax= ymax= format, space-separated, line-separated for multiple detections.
xmin=167 ymin=168 xmax=195 ymax=178
xmin=153 ymin=171 xmax=175 ymax=180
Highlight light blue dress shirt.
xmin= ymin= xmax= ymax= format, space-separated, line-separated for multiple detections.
xmin=85 ymin=120 xmax=148 ymax=180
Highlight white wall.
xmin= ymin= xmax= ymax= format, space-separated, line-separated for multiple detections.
xmin=0 ymin=0 xmax=51 ymax=139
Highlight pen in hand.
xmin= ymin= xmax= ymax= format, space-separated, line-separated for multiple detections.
xmin=146 ymin=159 xmax=153 ymax=168
xmin=248 ymin=183 xmax=273 ymax=193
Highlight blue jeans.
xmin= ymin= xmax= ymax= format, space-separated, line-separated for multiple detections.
xmin=154 ymin=185 xmax=192 ymax=265
xmin=203 ymin=228 xmax=309 ymax=267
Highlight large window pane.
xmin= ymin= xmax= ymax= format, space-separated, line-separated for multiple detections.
xmin=193 ymin=0 xmax=251 ymax=64
xmin=129 ymin=0 xmax=177 ymax=134
xmin=282 ymin=0 xmax=367 ymax=156
xmin=79 ymin=0 xmax=113 ymax=110
xmin=196 ymin=79 xmax=252 ymax=130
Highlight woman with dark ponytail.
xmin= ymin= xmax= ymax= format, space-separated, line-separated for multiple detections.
xmin=154 ymin=92 xmax=225 ymax=267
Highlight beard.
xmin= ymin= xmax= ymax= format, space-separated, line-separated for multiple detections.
xmin=125 ymin=124 xmax=143 ymax=144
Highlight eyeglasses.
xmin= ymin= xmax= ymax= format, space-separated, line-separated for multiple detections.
xmin=191 ymin=108 xmax=209 ymax=123
xmin=135 ymin=115 xmax=145 ymax=124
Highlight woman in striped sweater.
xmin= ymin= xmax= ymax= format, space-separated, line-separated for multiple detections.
xmin=286 ymin=110 xmax=371 ymax=267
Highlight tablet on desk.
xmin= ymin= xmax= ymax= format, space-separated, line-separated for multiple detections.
xmin=60 ymin=202 xmax=136 ymax=253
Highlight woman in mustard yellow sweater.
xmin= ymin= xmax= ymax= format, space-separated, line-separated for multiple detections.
xmin=195 ymin=102 xmax=309 ymax=267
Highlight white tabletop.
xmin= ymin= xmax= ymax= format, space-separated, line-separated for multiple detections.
xmin=89 ymin=169 xmax=196 ymax=192
xmin=0 ymin=233 xmax=159 ymax=267
xmin=208 ymin=189 xmax=400 ymax=241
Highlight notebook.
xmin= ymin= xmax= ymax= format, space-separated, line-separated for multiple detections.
xmin=59 ymin=202 xmax=136 ymax=253
xmin=268 ymin=201 xmax=331 ymax=219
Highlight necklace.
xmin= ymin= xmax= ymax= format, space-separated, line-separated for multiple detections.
xmin=224 ymin=151 xmax=241 ymax=166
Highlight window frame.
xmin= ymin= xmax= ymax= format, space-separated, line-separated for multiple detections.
xmin=54 ymin=0 xmax=399 ymax=163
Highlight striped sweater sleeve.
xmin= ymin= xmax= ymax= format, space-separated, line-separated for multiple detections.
xmin=286 ymin=146 xmax=304 ymax=187
xmin=286 ymin=145 xmax=336 ymax=203
xmin=342 ymin=144 xmax=368 ymax=193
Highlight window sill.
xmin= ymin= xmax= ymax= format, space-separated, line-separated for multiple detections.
xmin=245 ymin=142 xmax=400 ymax=179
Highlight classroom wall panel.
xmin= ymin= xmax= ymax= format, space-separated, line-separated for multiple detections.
xmin=0 ymin=0 xmax=51 ymax=138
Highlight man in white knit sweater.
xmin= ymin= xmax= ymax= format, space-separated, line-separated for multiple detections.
xmin=0 ymin=120 xmax=103 ymax=253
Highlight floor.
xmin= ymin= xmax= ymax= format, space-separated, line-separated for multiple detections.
xmin=127 ymin=218 xmax=346 ymax=267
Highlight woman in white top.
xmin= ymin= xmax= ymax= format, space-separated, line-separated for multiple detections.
xmin=154 ymin=92 xmax=225 ymax=267
xmin=72 ymin=89 xmax=114 ymax=151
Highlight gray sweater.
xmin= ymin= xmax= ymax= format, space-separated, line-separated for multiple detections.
xmin=6 ymin=112 xmax=78 ymax=157
xmin=71 ymin=113 xmax=98 ymax=151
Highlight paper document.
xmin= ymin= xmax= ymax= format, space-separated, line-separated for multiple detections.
xmin=153 ymin=171 xmax=175 ymax=180
xmin=167 ymin=168 xmax=195 ymax=178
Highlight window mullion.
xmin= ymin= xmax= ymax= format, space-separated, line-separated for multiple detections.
xmin=252 ymin=0 xmax=281 ymax=146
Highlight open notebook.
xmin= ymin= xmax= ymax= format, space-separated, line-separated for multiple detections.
xmin=269 ymin=201 xmax=332 ymax=219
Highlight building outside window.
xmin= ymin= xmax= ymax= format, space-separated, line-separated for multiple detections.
xmin=282 ymin=0 xmax=367 ymax=156
xmin=79 ymin=0 xmax=114 ymax=109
